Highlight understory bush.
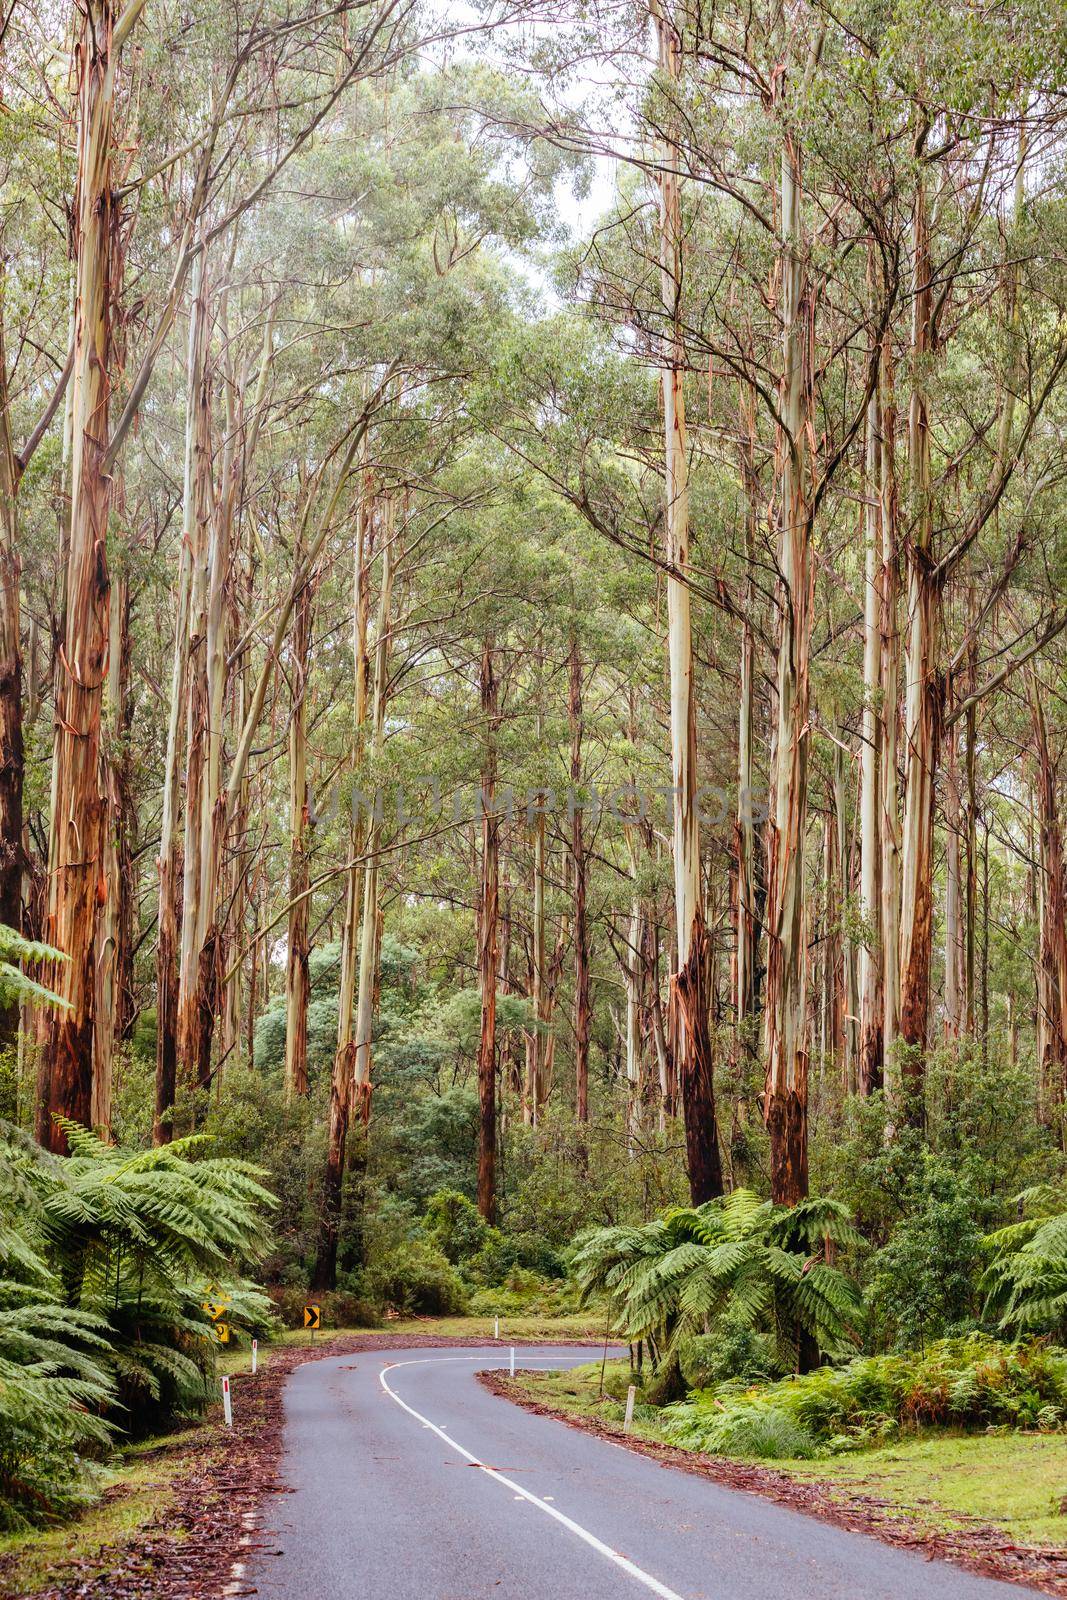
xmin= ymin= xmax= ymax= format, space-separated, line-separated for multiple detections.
xmin=363 ymin=1237 xmax=468 ymax=1315
xmin=269 ymin=1285 xmax=381 ymax=1331
xmin=661 ymin=1335 xmax=1067 ymax=1461
xmin=0 ymin=1122 xmax=277 ymax=1526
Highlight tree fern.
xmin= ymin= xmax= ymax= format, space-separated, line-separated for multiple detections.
xmin=983 ymin=1186 xmax=1067 ymax=1337
xmin=574 ymin=1189 xmax=862 ymax=1372
xmin=0 ymin=1119 xmax=278 ymax=1524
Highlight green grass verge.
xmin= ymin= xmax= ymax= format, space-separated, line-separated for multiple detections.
xmin=513 ymin=1361 xmax=1067 ymax=1550
xmin=0 ymin=1430 xmax=209 ymax=1597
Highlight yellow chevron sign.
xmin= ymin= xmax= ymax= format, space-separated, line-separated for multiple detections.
xmin=303 ymin=1304 xmax=320 ymax=1330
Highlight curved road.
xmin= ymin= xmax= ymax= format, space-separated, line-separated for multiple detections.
xmin=246 ymin=1344 xmax=1042 ymax=1600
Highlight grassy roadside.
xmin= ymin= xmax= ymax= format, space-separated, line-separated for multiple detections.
xmin=0 ymin=1316 xmax=601 ymax=1597
xmin=511 ymin=1360 xmax=1067 ymax=1551
xmin=0 ymin=1429 xmax=218 ymax=1597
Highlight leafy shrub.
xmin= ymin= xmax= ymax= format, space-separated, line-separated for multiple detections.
xmin=866 ymin=1156 xmax=983 ymax=1350
xmin=661 ymin=1335 xmax=1067 ymax=1461
xmin=679 ymin=1313 xmax=777 ymax=1389
xmin=270 ymin=1286 xmax=381 ymax=1330
xmin=364 ymin=1238 xmax=468 ymax=1315
xmin=423 ymin=1189 xmax=491 ymax=1264
xmin=665 ymin=1401 xmax=820 ymax=1461
xmin=0 ymin=1248 xmax=116 ymax=1528
xmin=1 ymin=1120 xmax=277 ymax=1481
xmin=467 ymin=1267 xmax=583 ymax=1318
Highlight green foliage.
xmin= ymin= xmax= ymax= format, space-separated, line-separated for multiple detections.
xmin=0 ymin=923 xmax=68 ymax=1013
xmin=661 ymin=1336 xmax=1067 ymax=1461
xmin=269 ymin=1285 xmax=380 ymax=1331
xmin=983 ymin=1186 xmax=1067 ymax=1338
xmin=0 ymin=1122 xmax=277 ymax=1527
xmin=679 ymin=1310 xmax=778 ymax=1388
xmin=573 ymin=1190 xmax=862 ymax=1372
xmin=865 ymin=1156 xmax=984 ymax=1351
xmin=363 ymin=1237 xmax=469 ymax=1316
xmin=423 ymin=1189 xmax=491 ymax=1264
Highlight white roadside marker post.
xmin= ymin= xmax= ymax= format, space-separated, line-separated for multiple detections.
xmin=509 ymin=1346 xmax=515 ymax=1377
xmin=494 ymin=1317 xmax=499 ymax=1340
xmin=222 ymin=1374 xmax=233 ymax=1428
xmin=624 ymin=1385 xmax=636 ymax=1434
xmin=251 ymin=1339 xmax=258 ymax=1376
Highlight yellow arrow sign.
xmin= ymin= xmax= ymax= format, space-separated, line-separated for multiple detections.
xmin=203 ymin=1300 xmax=230 ymax=1321
xmin=303 ymin=1304 xmax=320 ymax=1330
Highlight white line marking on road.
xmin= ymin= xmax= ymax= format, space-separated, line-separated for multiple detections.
xmin=378 ymin=1355 xmax=689 ymax=1600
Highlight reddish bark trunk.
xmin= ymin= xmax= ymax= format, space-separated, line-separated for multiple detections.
xmin=673 ymin=910 xmax=724 ymax=1203
xmin=38 ymin=0 xmax=123 ymax=1152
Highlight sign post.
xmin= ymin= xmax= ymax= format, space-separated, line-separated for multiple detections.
xmin=221 ymin=1375 xmax=233 ymax=1428
xmin=624 ymin=1385 xmax=636 ymax=1434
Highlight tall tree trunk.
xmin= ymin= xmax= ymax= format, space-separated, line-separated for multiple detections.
xmin=524 ymin=804 xmax=547 ymax=1125
xmin=477 ymin=636 xmax=499 ymax=1223
xmin=350 ymin=496 xmax=393 ymax=1127
xmin=569 ymin=630 xmax=590 ymax=1125
xmin=1029 ymin=677 xmax=1067 ymax=1123
xmin=624 ymin=886 xmax=644 ymax=1150
xmin=313 ymin=475 xmax=372 ymax=1289
xmin=898 ymin=165 xmax=939 ymax=1090
xmin=0 ymin=270 xmax=24 ymax=1054
xmin=154 ymin=254 xmax=205 ymax=1144
xmin=879 ymin=335 xmax=902 ymax=1065
xmin=764 ymin=112 xmax=813 ymax=1205
xmin=651 ymin=0 xmax=722 ymax=1204
xmin=735 ymin=378 xmax=760 ymax=1061
xmin=943 ymin=707 xmax=965 ymax=1038
xmin=858 ymin=374 xmax=884 ymax=1093
xmin=834 ymin=737 xmax=858 ymax=1091
xmin=92 ymin=570 xmax=130 ymax=1135
xmin=284 ymin=543 xmax=313 ymax=1099
xmin=39 ymin=0 xmax=145 ymax=1151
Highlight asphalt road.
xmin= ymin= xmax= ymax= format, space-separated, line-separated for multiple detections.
xmin=245 ymin=1344 xmax=1043 ymax=1600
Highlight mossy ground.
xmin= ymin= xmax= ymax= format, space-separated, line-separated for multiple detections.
xmin=0 ymin=1431 xmax=210 ymax=1596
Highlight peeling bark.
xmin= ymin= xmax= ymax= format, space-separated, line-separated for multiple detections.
xmin=284 ymin=538 xmax=313 ymax=1100
xmin=858 ymin=370 xmax=884 ymax=1094
xmin=651 ymin=0 xmax=722 ymax=1203
xmin=764 ymin=110 xmax=813 ymax=1205
xmin=898 ymin=169 xmax=939 ymax=1089
xmin=39 ymin=0 xmax=142 ymax=1151
xmin=313 ymin=473 xmax=371 ymax=1290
